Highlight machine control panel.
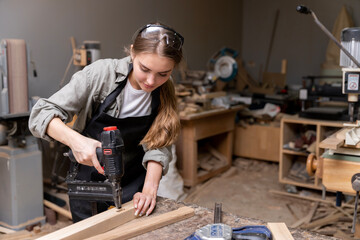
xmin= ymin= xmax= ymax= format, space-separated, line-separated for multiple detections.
xmin=342 ymin=68 xmax=360 ymax=95
xmin=344 ymin=71 xmax=360 ymax=94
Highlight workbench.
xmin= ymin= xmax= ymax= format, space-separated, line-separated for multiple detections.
xmin=3 ymin=197 xmax=340 ymax=239
xmin=176 ymin=106 xmax=243 ymax=187
xmin=131 ymin=197 xmax=336 ymax=240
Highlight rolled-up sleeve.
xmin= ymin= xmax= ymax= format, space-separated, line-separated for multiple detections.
xmin=28 ymin=98 xmax=70 ymax=141
xmin=142 ymin=145 xmax=173 ymax=175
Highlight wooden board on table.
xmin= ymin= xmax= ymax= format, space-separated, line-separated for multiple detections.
xmin=37 ymin=201 xmax=135 ymax=240
xmin=85 ymin=206 xmax=195 ymax=240
xmin=267 ymin=222 xmax=294 ymax=240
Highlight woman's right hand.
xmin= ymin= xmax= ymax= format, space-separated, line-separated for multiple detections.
xmin=47 ymin=117 xmax=104 ymax=174
xmin=69 ymin=134 xmax=104 ymax=174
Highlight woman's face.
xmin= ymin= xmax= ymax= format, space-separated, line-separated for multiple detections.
xmin=130 ymin=52 xmax=175 ymax=92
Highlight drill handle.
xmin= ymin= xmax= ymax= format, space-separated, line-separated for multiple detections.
xmin=64 ymin=148 xmax=103 ymax=165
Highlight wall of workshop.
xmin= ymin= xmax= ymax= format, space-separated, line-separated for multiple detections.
xmin=242 ymin=0 xmax=360 ymax=89
xmin=5 ymin=0 xmax=360 ymax=98
xmin=0 ymin=0 xmax=243 ymax=99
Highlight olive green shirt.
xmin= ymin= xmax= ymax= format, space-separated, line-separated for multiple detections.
xmin=29 ymin=56 xmax=172 ymax=175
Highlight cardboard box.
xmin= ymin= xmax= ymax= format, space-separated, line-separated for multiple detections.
xmin=233 ymin=123 xmax=280 ymax=162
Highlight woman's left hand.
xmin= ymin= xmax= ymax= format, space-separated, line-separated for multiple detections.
xmin=133 ymin=187 xmax=157 ymax=217
xmin=133 ymin=161 xmax=163 ymax=216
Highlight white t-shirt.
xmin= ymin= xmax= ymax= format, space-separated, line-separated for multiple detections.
xmin=119 ymin=79 xmax=152 ymax=118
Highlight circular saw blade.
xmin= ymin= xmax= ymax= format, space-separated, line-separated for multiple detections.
xmin=214 ymin=56 xmax=237 ymax=82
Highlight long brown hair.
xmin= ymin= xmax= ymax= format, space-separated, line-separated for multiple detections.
xmin=132 ymin=23 xmax=183 ymax=149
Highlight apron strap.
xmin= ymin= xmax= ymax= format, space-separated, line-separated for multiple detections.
xmin=84 ymin=80 xmax=126 ymax=133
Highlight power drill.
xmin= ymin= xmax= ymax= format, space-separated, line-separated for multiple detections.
xmin=64 ymin=126 xmax=124 ymax=209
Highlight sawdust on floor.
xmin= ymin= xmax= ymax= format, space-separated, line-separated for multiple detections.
xmin=183 ymin=157 xmax=319 ymax=226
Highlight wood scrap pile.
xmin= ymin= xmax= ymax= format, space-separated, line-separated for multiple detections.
xmin=271 ymin=190 xmax=359 ymax=239
xmin=197 ymin=144 xmax=228 ymax=176
xmin=176 ymin=83 xmax=226 ymax=117
xmin=236 ymin=105 xmax=285 ymax=128
xmin=294 ymin=201 xmax=357 ymax=239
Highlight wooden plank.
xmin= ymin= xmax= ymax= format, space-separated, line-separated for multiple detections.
xmin=0 ymin=230 xmax=33 ymax=240
xmin=37 ymin=201 xmax=135 ymax=240
xmin=0 ymin=226 xmax=15 ymax=234
xmin=267 ymin=222 xmax=294 ymax=240
xmin=290 ymin=202 xmax=319 ymax=228
xmin=319 ymin=133 xmax=344 ymax=150
xmin=269 ymin=189 xmax=354 ymax=208
xmin=207 ymin=145 xmax=227 ymax=163
xmin=179 ymin=106 xmax=243 ymax=121
xmin=302 ymin=212 xmax=344 ymax=229
xmin=85 ymin=206 xmax=195 ymax=240
xmin=43 ymin=200 xmax=72 ymax=220
xmin=198 ymin=91 xmax=226 ymax=99
xmin=0 ymin=216 xmax=45 ymax=232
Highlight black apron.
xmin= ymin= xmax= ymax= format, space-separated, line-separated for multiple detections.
xmin=69 ymin=73 xmax=160 ymax=222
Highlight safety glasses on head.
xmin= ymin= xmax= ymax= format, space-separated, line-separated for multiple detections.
xmin=138 ymin=24 xmax=184 ymax=51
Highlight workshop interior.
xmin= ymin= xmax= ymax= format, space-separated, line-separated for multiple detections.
xmin=3 ymin=0 xmax=360 ymax=239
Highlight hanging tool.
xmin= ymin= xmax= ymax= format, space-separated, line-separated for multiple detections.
xmin=64 ymin=126 xmax=124 ymax=209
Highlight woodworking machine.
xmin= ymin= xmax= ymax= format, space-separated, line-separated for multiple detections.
xmin=0 ymin=39 xmax=44 ymax=230
xmin=298 ymin=5 xmax=360 ymax=233
xmin=209 ymin=48 xmax=239 ymax=83
xmin=71 ymin=38 xmax=101 ymax=67
xmin=297 ymin=6 xmax=360 ymax=122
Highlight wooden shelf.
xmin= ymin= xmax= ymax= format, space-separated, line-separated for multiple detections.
xmin=279 ymin=115 xmax=345 ymax=190
xmin=282 ymin=149 xmax=308 ymax=156
xmin=281 ymin=177 xmax=321 ymax=190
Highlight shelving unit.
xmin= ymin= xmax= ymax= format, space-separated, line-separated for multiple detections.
xmin=279 ymin=116 xmax=345 ymax=190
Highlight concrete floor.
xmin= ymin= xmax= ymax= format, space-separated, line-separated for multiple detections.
xmin=183 ymin=158 xmax=313 ymax=225
xmin=182 ymin=157 xmax=356 ymax=239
